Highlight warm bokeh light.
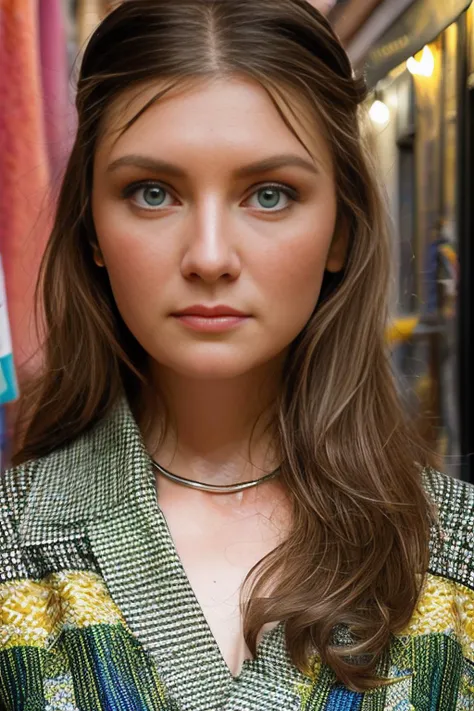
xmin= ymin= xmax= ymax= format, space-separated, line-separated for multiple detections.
xmin=369 ymin=99 xmax=390 ymax=125
xmin=407 ymin=45 xmax=435 ymax=77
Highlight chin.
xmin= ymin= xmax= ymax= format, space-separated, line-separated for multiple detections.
xmin=166 ymin=357 xmax=259 ymax=380
xmin=154 ymin=342 xmax=281 ymax=380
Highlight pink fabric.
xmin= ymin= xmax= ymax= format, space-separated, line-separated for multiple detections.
xmin=0 ymin=0 xmax=51 ymax=371
xmin=39 ymin=0 xmax=76 ymax=183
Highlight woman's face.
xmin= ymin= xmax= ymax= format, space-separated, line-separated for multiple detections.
xmin=92 ymin=77 xmax=342 ymax=380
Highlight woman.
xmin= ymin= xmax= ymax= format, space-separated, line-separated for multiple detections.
xmin=1 ymin=1 xmax=473 ymax=708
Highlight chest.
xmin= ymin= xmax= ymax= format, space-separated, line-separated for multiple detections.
xmin=159 ymin=492 xmax=286 ymax=676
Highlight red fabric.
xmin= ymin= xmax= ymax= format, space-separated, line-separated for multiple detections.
xmin=40 ymin=0 xmax=76 ymax=183
xmin=0 ymin=0 xmax=51 ymax=372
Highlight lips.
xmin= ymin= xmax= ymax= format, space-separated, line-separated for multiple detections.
xmin=172 ymin=305 xmax=248 ymax=317
xmin=171 ymin=305 xmax=250 ymax=333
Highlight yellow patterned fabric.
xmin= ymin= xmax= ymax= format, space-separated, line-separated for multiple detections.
xmin=0 ymin=571 xmax=126 ymax=650
xmin=401 ymin=573 xmax=474 ymax=663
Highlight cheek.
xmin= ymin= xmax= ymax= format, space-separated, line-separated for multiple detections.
xmin=93 ymin=207 xmax=171 ymax=307
xmin=93 ymin=232 xmax=177 ymax=351
xmin=258 ymin=208 xmax=337 ymax=323
xmin=261 ymin=245 xmax=325 ymax=337
xmin=107 ymin=241 xmax=163 ymax=284
xmin=103 ymin=240 xmax=162 ymax=316
xmin=92 ymin=181 xmax=167 ymax=281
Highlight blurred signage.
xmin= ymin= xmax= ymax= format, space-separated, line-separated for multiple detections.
xmin=364 ymin=0 xmax=471 ymax=86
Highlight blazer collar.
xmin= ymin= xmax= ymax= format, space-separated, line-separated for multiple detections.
xmin=19 ymin=396 xmax=153 ymax=545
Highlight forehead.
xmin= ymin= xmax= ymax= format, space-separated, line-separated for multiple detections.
xmin=95 ymin=76 xmax=333 ymax=174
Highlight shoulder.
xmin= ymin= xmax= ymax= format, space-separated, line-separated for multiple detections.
xmin=0 ymin=397 xmax=148 ymax=571
xmin=0 ymin=423 xmax=98 ymax=545
xmin=0 ymin=423 xmax=113 ymax=582
xmin=423 ymin=468 xmax=474 ymax=589
xmin=0 ymin=459 xmax=39 ymax=551
xmin=0 ymin=438 xmax=88 ymax=565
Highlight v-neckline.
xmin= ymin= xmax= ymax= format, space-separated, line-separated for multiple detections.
xmin=156 ymin=494 xmax=247 ymax=680
xmin=152 ymin=467 xmax=289 ymax=680
xmin=87 ymin=457 xmax=310 ymax=710
xmin=148 ymin=488 xmax=313 ymax=709
xmin=83 ymin=398 xmax=311 ymax=709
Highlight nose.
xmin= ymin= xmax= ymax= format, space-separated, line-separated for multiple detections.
xmin=180 ymin=198 xmax=242 ymax=283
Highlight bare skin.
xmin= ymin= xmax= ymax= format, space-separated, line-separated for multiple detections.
xmin=92 ymin=76 xmax=343 ymax=676
xmin=157 ymin=476 xmax=291 ymax=675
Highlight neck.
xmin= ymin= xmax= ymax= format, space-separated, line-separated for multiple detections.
xmin=145 ymin=360 xmax=283 ymax=486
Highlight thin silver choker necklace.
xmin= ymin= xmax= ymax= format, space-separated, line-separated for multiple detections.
xmin=151 ymin=458 xmax=281 ymax=494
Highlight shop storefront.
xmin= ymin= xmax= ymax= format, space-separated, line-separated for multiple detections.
xmin=358 ymin=0 xmax=474 ymax=480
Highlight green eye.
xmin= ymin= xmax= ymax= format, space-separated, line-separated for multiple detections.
xmin=246 ymin=184 xmax=299 ymax=212
xmin=142 ymin=186 xmax=167 ymax=206
xmin=257 ymin=188 xmax=282 ymax=209
xmin=122 ymin=181 xmax=174 ymax=210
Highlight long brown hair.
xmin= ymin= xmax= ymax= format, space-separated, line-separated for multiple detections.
xmin=13 ymin=0 xmax=434 ymax=691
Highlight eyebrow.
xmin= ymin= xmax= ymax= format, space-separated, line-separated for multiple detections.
xmin=106 ymin=153 xmax=320 ymax=178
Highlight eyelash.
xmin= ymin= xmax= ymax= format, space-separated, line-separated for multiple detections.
xmin=121 ymin=180 xmax=300 ymax=212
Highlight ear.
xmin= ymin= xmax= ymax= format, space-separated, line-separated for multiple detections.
xmin=91 ymin=243 xmax=105 ymax=268
xmin=326 ymin=214 xmax=350 ymax=274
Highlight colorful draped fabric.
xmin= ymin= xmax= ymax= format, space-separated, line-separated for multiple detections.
xmin=39 ymin=0 xmax=76 ymax=183
xmin=0 ymin=398 xmax=473 ymax=710
xmin=0 ymin=0 xmax=51 ymax=370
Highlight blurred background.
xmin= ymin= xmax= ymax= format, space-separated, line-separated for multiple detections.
xmin=0 ymin=0 xmax=473 ymax=481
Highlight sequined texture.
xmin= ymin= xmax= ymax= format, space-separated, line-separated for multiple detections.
xmin=0 ymin=397 xmax=473 ymax=710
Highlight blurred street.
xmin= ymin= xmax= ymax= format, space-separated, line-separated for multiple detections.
xmin=327 ymin=0 xmax=472 ymax=480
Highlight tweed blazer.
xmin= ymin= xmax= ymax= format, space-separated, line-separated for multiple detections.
xmin=0 ymin=397 xmax=474 ymax=710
